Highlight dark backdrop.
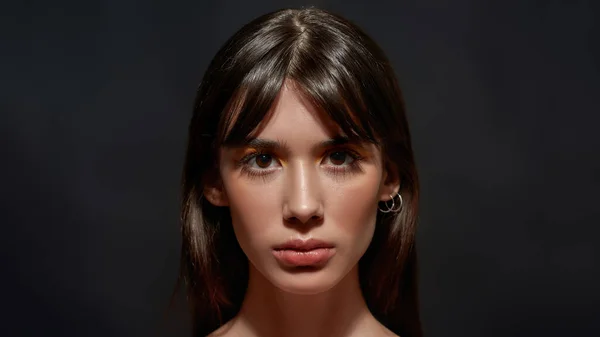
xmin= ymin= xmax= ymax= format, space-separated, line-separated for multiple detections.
xmin=2 ymin=0 xmax=598 ymax=336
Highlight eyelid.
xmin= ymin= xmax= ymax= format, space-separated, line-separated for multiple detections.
xmin=239 ymin=146 xmax=363 ymax=163
xmin=322 ymin=146 xmax=363 ymax=160
xmin=237 ymin=149 xmax=284 ymax=170
xmin=240 ymin=150 xmax=272 ymax=163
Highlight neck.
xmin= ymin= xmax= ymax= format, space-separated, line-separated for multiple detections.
xmin=227 ymin=265 xmax=385 ymax=337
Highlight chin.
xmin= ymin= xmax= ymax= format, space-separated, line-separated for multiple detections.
xmin=268 ymin=267 xmax=347 ymax=295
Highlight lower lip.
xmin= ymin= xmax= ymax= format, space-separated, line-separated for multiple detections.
xmin=272 ymin=248 xmax=335 ymax=267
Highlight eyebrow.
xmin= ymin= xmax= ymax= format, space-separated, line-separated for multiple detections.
xmin=239 ymin=135 xmax=354 ymax=153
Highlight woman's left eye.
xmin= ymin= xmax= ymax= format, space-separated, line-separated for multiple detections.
xmin=324 ymin=151 xmax=355 ymax=166
xmin=254 ymin=154 xmax=274 ymax=168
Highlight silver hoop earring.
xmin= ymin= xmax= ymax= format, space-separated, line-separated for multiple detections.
xmin=378 ymin=192 xmax=403 ymax=213
xmin=391 ymin=192 xmax=403 ymax=212
xmin=378 ymin=194 xmax=396 ymax=213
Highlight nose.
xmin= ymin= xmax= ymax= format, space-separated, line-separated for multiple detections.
xmin=282 ymin=160 xmax=323 ymax=226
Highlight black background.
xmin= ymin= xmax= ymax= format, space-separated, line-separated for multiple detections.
xmin=2 ymin=0 xmax=599 ymax=336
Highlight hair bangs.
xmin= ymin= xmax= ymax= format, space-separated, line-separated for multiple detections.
xmin=292 ymin=74 xmax=379 ymax=145
xmin=286 ymin=26 xmax=382 ymax=145
xmin=216 ymin=18 xmax=303 ymax=147
xmin=218 ymin=59 xmax=291 ymax=146
xmin=216 ymin=10 xmax=385 ymax=147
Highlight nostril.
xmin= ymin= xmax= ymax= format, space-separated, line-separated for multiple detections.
xmin=284 ymin=214 xmax=324 ymax=227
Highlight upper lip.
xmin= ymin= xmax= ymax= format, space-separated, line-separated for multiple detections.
xmin=273 ymin=238 xmax=334 ymax=251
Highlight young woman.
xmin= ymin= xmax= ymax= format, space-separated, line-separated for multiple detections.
xmin=178 ymin=7 xmax=422 ymax=337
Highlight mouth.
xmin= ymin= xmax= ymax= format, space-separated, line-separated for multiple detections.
xmin=272 ymin=239 xmax=336 ymax=268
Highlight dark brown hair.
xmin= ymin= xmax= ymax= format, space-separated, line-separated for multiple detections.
xmin=179 ymin=7 xmax=421 ymax=337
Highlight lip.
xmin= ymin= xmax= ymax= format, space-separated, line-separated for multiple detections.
xmin=272 ymin=239 xmax=336 ymax=267
xmin=273 ymin=238 xmax=335 ymax=251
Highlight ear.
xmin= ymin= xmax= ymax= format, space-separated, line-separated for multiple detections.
xmin=379 ymin=160 xmax=401 ymax=202
xmin=202 ymin=173 xmax=229 ymax=207
xmin=203 ymin=184 xmax=229 ymax=207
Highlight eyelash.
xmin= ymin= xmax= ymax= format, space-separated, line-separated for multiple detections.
xmin=237 ymin=148 xmax=364 ymax=180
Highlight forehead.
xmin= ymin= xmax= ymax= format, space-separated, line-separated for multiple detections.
xmin=255 ymin=82 xmax=342 ymax=142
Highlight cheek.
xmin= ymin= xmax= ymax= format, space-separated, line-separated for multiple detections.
xmin=223 ymin=178 xmax=282 ymax=249
xmin=325 ymin=173 xmax=382 ymax=246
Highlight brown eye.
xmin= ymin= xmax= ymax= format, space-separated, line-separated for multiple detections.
xmin=329 ymin=151 xmax=348 ymax=165
xmin=255 ymin=154 xmax=273 ymax=168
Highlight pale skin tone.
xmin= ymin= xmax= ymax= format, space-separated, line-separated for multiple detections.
xmin=204 ymin=81 xmax=400 ymax=337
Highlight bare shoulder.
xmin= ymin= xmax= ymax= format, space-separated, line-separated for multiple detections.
xmin=206 ymin=320 xmax=237 ymax=337
xmin=380 ymin=328 xmax=400 ymax=337
xmin=383 ymin=330 xmax=400 ymax=337
xmin=377 ymin=322 xmax=400 ymax=337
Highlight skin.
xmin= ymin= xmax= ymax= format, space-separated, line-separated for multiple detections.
xmin=205 ymin=81 xmax=399 ymax=337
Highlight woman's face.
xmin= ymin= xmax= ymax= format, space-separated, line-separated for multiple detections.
xmin=209 ymin=82 xmax=398 ymax=295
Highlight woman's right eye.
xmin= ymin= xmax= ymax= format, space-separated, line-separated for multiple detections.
xmin=236 ymin=151 xmax=280 ymax=180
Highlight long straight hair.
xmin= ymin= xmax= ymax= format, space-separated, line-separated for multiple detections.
xmin=178 ymin=8 xmax=422 ymax=337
